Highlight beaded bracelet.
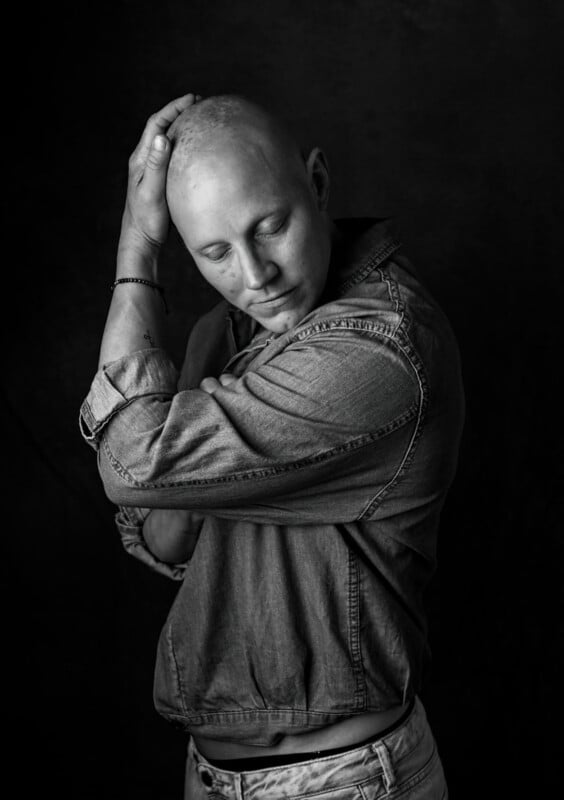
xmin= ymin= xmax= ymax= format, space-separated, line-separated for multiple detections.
xmin=111 ymin=277 xmax=168 ymax=313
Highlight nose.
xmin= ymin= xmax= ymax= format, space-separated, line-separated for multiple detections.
xmin=238 ymin=245 xmax=279 ymax=291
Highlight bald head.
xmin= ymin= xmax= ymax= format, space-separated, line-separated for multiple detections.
xmin=164 ymin=94 xmax=332 ymax=333
xmin=166 ymin=94 xmax=305 ymax=188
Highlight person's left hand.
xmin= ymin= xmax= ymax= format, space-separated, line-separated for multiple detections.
xmin=199 ymin=374 xmax=238 ymax=394
xmin=118 ymin=92 xmax=201 ymax=262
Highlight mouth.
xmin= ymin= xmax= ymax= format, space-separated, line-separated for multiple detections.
xmin=251 ymin=287 xmax=296 ymax=311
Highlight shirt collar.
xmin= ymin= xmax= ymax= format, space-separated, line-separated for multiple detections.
xmin=227 ymin=217 xmax=402 ymax=344
xmin=329 ymin=217 xmax=402 ymax=297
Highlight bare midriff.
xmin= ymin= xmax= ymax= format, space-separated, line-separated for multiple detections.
xmin=192 ymin=702 xmax=410 ymax=760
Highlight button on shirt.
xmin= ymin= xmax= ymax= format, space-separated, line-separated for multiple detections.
xmin=79 ymin=218 xmax=465 ymax=746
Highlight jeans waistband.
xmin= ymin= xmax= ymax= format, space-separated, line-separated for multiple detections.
xmin=202 ymin=697 xmax=416 ymax=772
xmin=188 ymin=696 xmax=430 ymax=798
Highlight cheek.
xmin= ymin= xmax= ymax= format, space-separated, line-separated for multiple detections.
xmin=275 ymin=232 xmax=310 ymax=281
xmin=290 ymin=243 xmax=326 ymax=291
xmin=286 ymin=219 xmax=326 ymax=280
xmin=201 ymin=263 xmax=242 ymax=298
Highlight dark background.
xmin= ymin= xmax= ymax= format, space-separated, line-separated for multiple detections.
xmin=7 ymin=1 xmax=562 ymax=797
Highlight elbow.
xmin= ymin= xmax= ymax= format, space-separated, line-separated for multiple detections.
xmin=98 ymin=443 xmax=183 ymax=509
xmin=99 ymin=447 xmax=150 ymax=507
xmin=102 ymin=470 xmax=139 ymax=508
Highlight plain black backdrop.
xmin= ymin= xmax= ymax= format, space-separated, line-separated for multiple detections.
xmin=6 ymin=1 xmax=562 ymax=797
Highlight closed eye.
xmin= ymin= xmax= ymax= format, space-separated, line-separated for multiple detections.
xmin=199 ymin=214 xmax=288 ymax=261
xmin=204 ymin=247 xmax=230 ymax=263
xmin=255 ymin=216 xmax=287 ymax=239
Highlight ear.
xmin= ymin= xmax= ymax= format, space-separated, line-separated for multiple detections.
xmin=304 ymin=148 xmax=330 ymax=211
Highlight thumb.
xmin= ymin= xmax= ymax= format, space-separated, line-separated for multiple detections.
xmin=145 ymin=134 xmax=170 ymax=172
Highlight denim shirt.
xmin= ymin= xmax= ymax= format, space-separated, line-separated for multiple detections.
xmin=80 ymin=218 xmax=465 ymax=746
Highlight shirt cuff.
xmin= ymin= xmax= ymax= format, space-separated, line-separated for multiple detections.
xmin=79 ymin=348 xmax=178 ymax=449
xmin=115 ymin=506 xmax=187 ymax=581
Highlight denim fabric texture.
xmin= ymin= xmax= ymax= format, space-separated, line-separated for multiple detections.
xmin=80 ymin=218 xmax=465 ymax=745
xmin=184 ymin=696 xmax=448 ymax=799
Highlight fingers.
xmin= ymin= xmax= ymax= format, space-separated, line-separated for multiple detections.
xmin=140 ymin=93 xmax=197 ymax=153
xmin=199 ymin=377 xmax=221 ymax=394
xmin=199 ymin=374 xmax=236 ymax=394
xmin=131 ymin=92 xmax=200 ymax=170
xmin=138 ymin=133 xmax=171 ymax=201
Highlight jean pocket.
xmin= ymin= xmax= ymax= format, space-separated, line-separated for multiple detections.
xmin=360 ymin=744 xmax=446 ymax=800
xmin=289 ymin=788 xmax=365 ymax=800
xmin=358 ymin=774 xmax=387 ymax=800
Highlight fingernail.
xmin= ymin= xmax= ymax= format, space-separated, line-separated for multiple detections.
xmin=154 ymin=135 xmax=167 ymax=151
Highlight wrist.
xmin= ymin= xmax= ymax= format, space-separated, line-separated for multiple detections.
xmin=116 ymin=247 xmax=159 ymax=282
xmin=111 ymin=277 xmax=168 ymax=314
xmin=117 ymin=228 xmax=161 ymax=281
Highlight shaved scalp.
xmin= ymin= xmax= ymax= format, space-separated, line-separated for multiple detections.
xmin=166 ymin=94 xmax=305 ymax=184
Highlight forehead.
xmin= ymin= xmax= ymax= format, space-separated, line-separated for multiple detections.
xmin=168 ymin=134 xmax=305 ymax=243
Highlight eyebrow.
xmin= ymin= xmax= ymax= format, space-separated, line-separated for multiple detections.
xmin=195 ymin=208 xmax=287 ymax=253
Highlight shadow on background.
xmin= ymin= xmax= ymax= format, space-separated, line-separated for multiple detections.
xmin=6 ymin=1 xmax=561 ymax=796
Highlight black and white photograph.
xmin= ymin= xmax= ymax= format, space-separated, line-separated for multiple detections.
xmin=7 ymin=2 xmax=561 ymax=797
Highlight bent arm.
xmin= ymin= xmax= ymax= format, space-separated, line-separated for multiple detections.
xmin=99 ymin=93 xmax=199 ymax=369
xmin=81 ymin=325 xmax=421 ymax=524
xmin=110 ymin=303 xmax=232 ymax=577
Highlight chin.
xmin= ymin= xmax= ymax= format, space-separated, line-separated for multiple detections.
xmin=263 ymin=306 xmax=312 ymax=334
xmin=255 ymin=317 xmax=292 ymax=334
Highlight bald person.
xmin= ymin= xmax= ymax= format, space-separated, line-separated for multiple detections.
xmin=80 ymin=92 xmax=464 ymax=799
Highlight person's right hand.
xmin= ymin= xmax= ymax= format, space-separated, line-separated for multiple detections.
xmin=118 ymin=92 xmax=201 ymax=262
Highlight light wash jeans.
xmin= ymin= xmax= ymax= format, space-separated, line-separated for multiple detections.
xmin=184 ymin=697 xmax=448 ymax=799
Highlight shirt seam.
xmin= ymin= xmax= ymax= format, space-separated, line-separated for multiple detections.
xmin=290 ymin=317 xmax=402 ymax=344
xmin=377 ymin=265 xmax=405 ymax=337
xmin=166 ymin=623 xmax=189 ymax=716
xmin=337 ymin=239 xmax=402 ymax=295
xmin=359 ymin=335 xmax=428 ymax=519
xmin=348 ymin=548 xmax=366 ymax=709
xmin=160 ymin=708 xmax=373 ymax=721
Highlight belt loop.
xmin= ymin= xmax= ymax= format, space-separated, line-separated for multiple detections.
xmin=234 ymin=772 xmax=244 ymax=800
xmin=373 ymin=740 xmax=397 ymax=793
xmin=189 ymin=736 xmax=201 ymax=766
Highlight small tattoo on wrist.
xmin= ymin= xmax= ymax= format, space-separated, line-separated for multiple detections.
xmin=144 ymin=330 xmax=155 ymax=347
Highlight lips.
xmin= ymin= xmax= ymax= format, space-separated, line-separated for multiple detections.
xmin=252 ymin=287 xmax=295 ymax=309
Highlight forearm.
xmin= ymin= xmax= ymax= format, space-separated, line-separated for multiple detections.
xmin=96 ymin=92 xmax=199 ymax=371
xmin=98 ymin=244 xmax=167 ymax=369
xmin=143 ymin=508 xmax=204 ymax=563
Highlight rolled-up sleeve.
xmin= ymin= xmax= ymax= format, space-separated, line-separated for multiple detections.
xmin=79 ymin=325 xmax=421 ymax=524
xmin=80 ymin=348 xmax=179 ymax=448
xmin=80 ymin=348 xmax=190 ymax=579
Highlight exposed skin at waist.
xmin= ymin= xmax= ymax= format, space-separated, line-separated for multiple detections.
xmin=192 ymin=702 xmax=410 ymax=760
